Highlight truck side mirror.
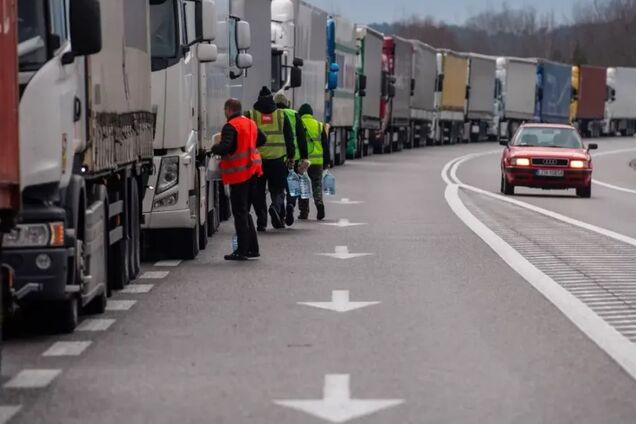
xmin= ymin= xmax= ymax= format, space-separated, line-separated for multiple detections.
xmin=196 ymin=43 xmax=218 ymax=63
xmin=200 ymin=0 xmax=216 ymax=41
xmin=293 ymin=57 xmax=304 ymax=67
xmin=70 ymin=0 xmax=102 ymax=56
xmin=290 ymin=66 xmax=302 ymax=88
xmin=236 ymin=53 xmax=253 ymax=69
xmin=236 ymin=21 xmax=251 ymax=50
xmin=327 ymin=63 xmax=339 ymax=90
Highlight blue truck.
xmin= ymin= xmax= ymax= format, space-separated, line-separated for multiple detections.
xmin=535 ymin=60 xmax=573 ymax=124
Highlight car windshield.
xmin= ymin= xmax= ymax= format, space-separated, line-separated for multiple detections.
xmin=513 ymin=128 xmax=583 ymax=149
xmin=18 ymin=0 xmax=48 ymax=71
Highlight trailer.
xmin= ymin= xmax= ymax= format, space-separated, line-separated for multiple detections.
xmin=2 ymin=0 xmax=156 ymax=332
xmin=536 ymin=59 xmax=572 ymax=124
xmin=570 ymin=65 xmax=607 ymax=138
xmin=433 ymin=50 xmax=469 ymax=144
xmin=351 ymin=25 xmax=383 ymax=158
xmin=409 ymin=40 xmax=437 ymax=147
xmin=464 ymin=53 xmax=496 ymax=142
xmin=0 ymin=0 xmax=19 ymax=366
xmin=494 ymin=57 xmax=538 ymax=141
xmin=604 ymin=67 xmax=636 ymax=137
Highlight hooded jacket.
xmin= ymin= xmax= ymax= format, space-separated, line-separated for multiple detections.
xmin=248 ymin=87 xmax=295 ymax=160
xmin=298 ymin=104 xmax=331 ymax=168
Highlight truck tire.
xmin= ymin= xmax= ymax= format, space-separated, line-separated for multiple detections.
xmin=55 ymin=296 xmax=79 ymax=334
xmin=129 ymin=180 xmax=141 ymax=280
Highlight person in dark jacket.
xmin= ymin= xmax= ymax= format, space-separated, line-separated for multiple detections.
xmin=247 ymin=87 xmax=295 ymax=230
xmin=212 ymin=98 xmax=264 ymax=261
xmin=274 ymin=92 xmax=309 ymax=227
xmin=298 ymin=103 xmax=331 ymax=220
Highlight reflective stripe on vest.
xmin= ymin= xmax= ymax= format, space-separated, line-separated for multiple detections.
xmin=301 ymin=114 xmax=324 ymax=166
xmin=281 ymin=108 xmax=300 ymax=160
xmin=219 ymin=116 xmax=263 ymax=185
xmin=251 ymin=109 xmax=286 ymax=160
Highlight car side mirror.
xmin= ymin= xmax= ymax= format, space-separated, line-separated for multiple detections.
xmin=587 ymin=143 xmax=598 ymax=150
xmin=499 ymin=139 xmax=509 ymax=146
xmin=69 ymin=0 xmax=102 ymax=56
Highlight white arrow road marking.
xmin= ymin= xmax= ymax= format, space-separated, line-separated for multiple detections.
xmin=274 ymin=374 xmax=404 ymax=423
xmin=322 ymin=219 xmax=367 ymax=228
xmin=329 ymin=198 xmax=364 ymax=205
xmin=0 ymin=406 xmax=21 ymax=424
xmin=317 ymin=246 xmax=373 ymax=260
xmin=42 ymin=341 xmax=92 ymax=357
xmin=4 ymin=369 xmax=62 ymax=389
xmin=298 ymin=290 xmax=380 ymax=312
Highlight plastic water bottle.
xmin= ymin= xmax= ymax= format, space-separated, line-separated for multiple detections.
xmin=322 ymin=170 xmax=336 ymax=196
xmin=232 ymin=234 xmax=238 ymax=252
xmin=299 ymin=172 xmax=312 ymax=200
xmin=287 ymin=170 xmax=301 ymax=198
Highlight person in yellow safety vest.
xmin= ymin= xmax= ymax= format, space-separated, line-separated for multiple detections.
xmin=246 ymin=86 xmax=296 ymax=230
xmin=274 ymin=92 xmax=309 ymax=227
xmin=298 ymin=103 xmax=332 ymax=221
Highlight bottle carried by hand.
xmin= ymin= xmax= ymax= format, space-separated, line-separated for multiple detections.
xmin=287 ymin=170 xmax=301 ymax=198
xmin=322 ymin=170 xmax=336 ymax=195
xmin=299 ymin=172 xmax=312 ymax=199
xmin=232 ymin=234 xmax=238 ymax=253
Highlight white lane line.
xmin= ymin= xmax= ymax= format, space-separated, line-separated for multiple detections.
xmin=298 ymin=290 xmax=381 ymax=312
xmin=105 ymin=300 xmax=137 ymax=311
xmin=120 ymin=284 xmax=154 ymax=294
xmin=0 ymin=406 xmax=21 ymax=424
xmin=154 ymin=260 xmax=182 ymax=267
xmin=42 ymin=341 xmax=92 ymax=357
xmin=593 ymin=179 xmax=636 ymax=195
xmin=443 ymin=158 xmax=636 ymax=381
xmin=139 ymin=271 xmax=170 ymax=279
xmin=77 ymin=318 xmax=116 ymax=332
xmin=4 ymin=369 xmax=62 ymax=389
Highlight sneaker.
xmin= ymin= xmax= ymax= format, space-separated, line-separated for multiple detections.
xmin=298 ymin=211 xmax=308 ymax=220
xmin=224 ymin=253 xmax=248 ymax=261
xmin=285 ymin=204 xmax=295 ymax=226
xmin=269 ymin=206 xmax=284 ymax=229
xmin=316 ymin=204 xmax=325 ymax=221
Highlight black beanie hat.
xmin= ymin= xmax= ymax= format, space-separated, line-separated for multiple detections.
xmin=258 ymin=86 xmax=272 ymax=98
xmin=298 ymin=103 xmax=313 ymax=116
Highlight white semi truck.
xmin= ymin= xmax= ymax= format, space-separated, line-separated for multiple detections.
xmin=604 ymin=67 xmax=636 ymax=137
xmin=143 ymin=0 xmax=253 ymax=260
xmin=464 ymin=53 xmax=496 ymax=142
xmin=409 ymin=40 xmax=437 ymax=147
xmin=3 ymin=0 xmax=155 ymax=332
xmin=494 ymin=57 xmax=538 ymax=141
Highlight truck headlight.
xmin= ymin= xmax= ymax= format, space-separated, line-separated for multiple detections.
xmin=153 ymin=193 xmax=179 ymax=209
xmin=156 ymin=156 xmax=179 ymax=194
xmin=2 ymin=222 xmax=64 ymax=248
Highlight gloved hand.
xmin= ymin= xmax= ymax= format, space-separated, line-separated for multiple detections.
xmin=286 ymin=159 xmax=295 ymax=169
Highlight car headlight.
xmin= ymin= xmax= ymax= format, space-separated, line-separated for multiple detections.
xmin=156 ymin=156 xmax=179 ymax=194
xmin=2 ymin=222 xmax=64 ymax=248
xmin=512 ymin=158 xmax=530 ymax=166
xmin=570 ymin=160 xmax=587 ymax=169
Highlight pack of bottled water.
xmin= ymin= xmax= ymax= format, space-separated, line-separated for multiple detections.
xmin=232 ymin=234 xmax=238 ymax=253
xmin=299 ymin=172 xmax=312 ymax=199
xmin=287 ymin=170 xmax=301 ymax=198
xmin=322 ymin=170 xmax=336 ymax=195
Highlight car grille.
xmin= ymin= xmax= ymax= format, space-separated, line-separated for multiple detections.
xmin=531 ymin=158 xmax=569 ymax=166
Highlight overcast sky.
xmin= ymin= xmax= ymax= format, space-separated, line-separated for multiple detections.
xmin=304 ymin=0 xmax=579 ymax=25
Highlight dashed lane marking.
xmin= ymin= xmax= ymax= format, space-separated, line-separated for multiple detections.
xmin=154 ymin=260 xmax=182 ymax=267
xmin=105 ymin=300 xmax=137 ymax=311
xmin=77 ymin=318 xmax=116 ymax=332
xmin=0 ymin=406 xmax=21 ymax=424
xmin=139 ymin=271 xmax=170 ymax=279
xmin=42 ymin=341 xmax=92 ymax=357
xmin=4 ymin=370 xmax=62 ymax=389
xmin=120 ymin=284 xmax=154 ymax=294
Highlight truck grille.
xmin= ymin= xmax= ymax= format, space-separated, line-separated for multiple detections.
xmin=531 ymin=158 xmax=569 ymax=166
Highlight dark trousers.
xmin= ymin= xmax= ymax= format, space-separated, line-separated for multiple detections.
xmin=230 ymin=176 xmax=259 ymax=256
xmin=253 ymin=158 xmax=287 ymax=228
xmin=299 ymin=165 xmax=324 ymax=214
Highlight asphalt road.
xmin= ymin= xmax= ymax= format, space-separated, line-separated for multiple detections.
xmin=2 ymin=138 xmax=636 ymax=423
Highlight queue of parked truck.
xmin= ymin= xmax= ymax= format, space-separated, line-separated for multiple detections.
xmin=2 ymin=0 xmax=636 ymax=348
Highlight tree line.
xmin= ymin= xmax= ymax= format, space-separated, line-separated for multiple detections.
xmin=372 ymin=0 xmax=636 ymax=67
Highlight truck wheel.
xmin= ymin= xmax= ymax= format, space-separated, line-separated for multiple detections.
xmin=55 ymin=296 xmax=79 ymax=334
xmin=129 ymin=180 xmax=141 ymax=280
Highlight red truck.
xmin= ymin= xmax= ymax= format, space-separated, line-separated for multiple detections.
xmin=571 ymin=65 xmax=607 ymax=138
xmin=0 ymin=0 xmax=20 ymax=364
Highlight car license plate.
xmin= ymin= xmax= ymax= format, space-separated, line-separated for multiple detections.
xmin=536 ymin=169 xmax=564 ymax=177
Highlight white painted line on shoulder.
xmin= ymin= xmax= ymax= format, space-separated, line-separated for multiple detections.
xmin=316 ymin=246 xmax=373 ymax=260
xmin=0 ymin=406 xmax=21 ymax=424
xmin=274 ymin=374 xmax=404 ymax=423
xmin=154 ymin=260 xmax=182 ymax=267
xmin=442 ymin=171 xmax=636 ymax=381
xmin=299 ymin=290 xmax=381 ymax=312
xmin=42 ymin=341 xmax=92 ymax=357
xmin=139 ymin=271 xmax=170 ymax=279
xmin=322 ymin=219 xmax=367 ymax=228
xmin=329 ymin=198 xmax=364 ymax=205
xmin=120 ymin=284 xmax=154 ymax=294
xmin=593 ymin=179 xmax=636 ymax=195
xmin=105 ymin=300 xmax=137 ymax=311
xmin=4 ymin=369 xmax=62 ymax=389
xmin=77 ymin=318 xmax=116 ymax=332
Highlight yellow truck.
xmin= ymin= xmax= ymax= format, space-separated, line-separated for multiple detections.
xmin=434 ymin=50 xmax=469 ymax=144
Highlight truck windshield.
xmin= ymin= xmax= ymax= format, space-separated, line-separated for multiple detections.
xmin=18 ymin=0 xmax=48 ymax=71
xmin=150 ymin=0 xmax=178 ymax=59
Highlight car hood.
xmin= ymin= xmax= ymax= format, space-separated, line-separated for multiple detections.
xmin=508 ymin=146 xmax=589 ymax=160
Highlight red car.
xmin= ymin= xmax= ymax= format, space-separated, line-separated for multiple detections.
xmin=500 ymin=123 xmax=598 ymax=198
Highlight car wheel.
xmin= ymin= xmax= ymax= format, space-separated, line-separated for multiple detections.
xmin=501 ymin=173 xmax=514 ymax=195
xmin=576 ymin=184 xmax=592 ymax=198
